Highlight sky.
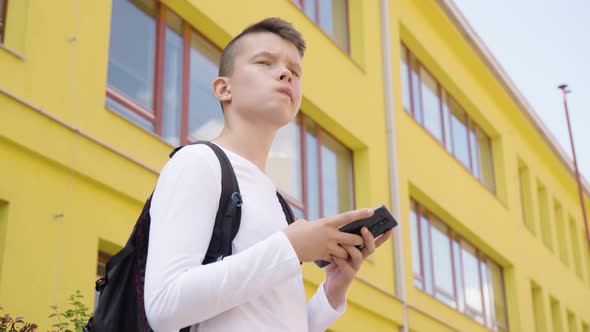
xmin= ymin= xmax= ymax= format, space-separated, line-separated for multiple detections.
xmin=451 ymin=0 xmax=590 ymax=183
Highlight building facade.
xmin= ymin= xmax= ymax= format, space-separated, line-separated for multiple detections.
xmin=1 ymin=0 xmax=589 ymax=331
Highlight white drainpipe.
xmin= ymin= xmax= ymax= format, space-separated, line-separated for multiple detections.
xmin=379 ymin=1 xmax=408 ymax=331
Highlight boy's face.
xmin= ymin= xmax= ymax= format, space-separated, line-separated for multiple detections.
xmin=224 ymin=32 xmax=302 ymax=127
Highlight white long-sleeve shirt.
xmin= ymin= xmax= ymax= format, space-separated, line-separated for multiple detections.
xmin=144 ymin=143 xmax=345 ymax=332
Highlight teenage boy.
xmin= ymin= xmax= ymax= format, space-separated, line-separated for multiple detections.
xmin=144 ymin=17 xmax=392 ymax=332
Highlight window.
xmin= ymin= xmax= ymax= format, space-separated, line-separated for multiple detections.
xmin=517 ymin=160 xmax=535 ymax=234
xmin=106 ymin=0 xmax=222 ymax=146
xmin=268 ymin=113 xmax=354 ymax=220
xmin=569 ymin=217 xmax=583 ymax=278
xmin=293 ymin=0 xmax=349 ymax=52
xmin=531 ymin=282 xmax=547 ymax=332
xmin=550 ymin=297 xmax=563 ymax=332
xmin=410 ymin=200 xmax=508 ymax=330
xmin=553 ymin=200 xmax=569 ymax=265
xmin=567 ymin=310 xmax=578 ymax=332
xmin=536 ymin=182 xmax=553 ymax=251
xmin=400 ymin=44 xmax=495 ymax=192
xmin=0 ymin=0 xmax=8 ymax=43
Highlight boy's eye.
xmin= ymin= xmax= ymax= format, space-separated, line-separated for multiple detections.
xmin=256 ymin=60 xmax=271 ymax=66
xmin=290 ymin=70 xmax=300 ymax=78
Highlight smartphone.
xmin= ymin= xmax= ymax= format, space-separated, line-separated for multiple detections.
xmin=314 ymin=205 xmax=398 ymax=268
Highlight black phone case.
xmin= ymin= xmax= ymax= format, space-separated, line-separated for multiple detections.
xmin=315 ymin=205 xmax=398 ymax=268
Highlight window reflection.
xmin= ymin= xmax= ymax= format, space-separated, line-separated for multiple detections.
xmin=410 ymin=200 xmax=507 ymax=329
xmin=420 ymin=68 xmax=443 ymax=141
xmin=318 ymin=0 xmax=348 ymax=51
xmin=305 ymin=119 xmax=320 ymax=220
xmin=188 ymin=32 xmax=223 ymax=142
xmin=461 ymin=242 xmax=484 ymax=322
xmin=400 ymin=46 xmax=412 ymax=113
xmin=449 ymin=99 xmax=470 ymax=169
xmin=107 ymin=0 xmax=156 ymax=112
xmin=162 ymin=10 xmax=183 ymax=146
xmin=431 ymin=219 xmax=454 ymax=302
xmin=320 ymin=131 xmax=353 ymax=216
xmin=268 ymin=116 xmax=302 ymax=202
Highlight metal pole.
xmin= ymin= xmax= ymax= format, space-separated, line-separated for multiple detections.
xmin=558 ymin=84 xmax=590 ymax=253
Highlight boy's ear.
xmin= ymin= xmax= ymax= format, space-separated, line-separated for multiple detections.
xmin=212 ymin=77 xmax=232 ymax=103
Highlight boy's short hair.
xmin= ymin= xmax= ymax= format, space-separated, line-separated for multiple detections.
xmin=219 ymin=17 xmax=306 ymax=77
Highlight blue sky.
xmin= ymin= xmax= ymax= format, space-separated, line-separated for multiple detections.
xmin=452 ymin=0 xmax=590 ymax=182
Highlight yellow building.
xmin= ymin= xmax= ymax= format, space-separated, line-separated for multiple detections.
xmin=1 ymin=0 xmax=589 ymax=331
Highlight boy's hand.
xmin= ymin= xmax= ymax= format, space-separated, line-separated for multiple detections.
xmin=324 ymin=227 xmax=393 ymax=309
xmin=282 ymin=208 xmax=373 ymax=262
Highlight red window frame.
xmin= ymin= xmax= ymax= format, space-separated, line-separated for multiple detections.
xmin=291 ymin=0 xmax=350 ymax=54
xmin=411 ymin=200 xmax=509 ymax=330
xmin=401 ymin=43 xmax=496 ymax=193
xmin=280 ymin=114 xmax=355 ymax=220
xmin=0 ymin=0 xmax=7 ymax=44
xmin=106 ymin=2 xmax=222 ymax=146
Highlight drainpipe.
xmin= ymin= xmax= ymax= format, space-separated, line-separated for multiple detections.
xmin=379 ymin=1 xmax=408 ymax=331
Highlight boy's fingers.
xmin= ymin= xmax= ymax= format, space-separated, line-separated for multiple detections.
xmin=327 ymin=208 xmax=373 ymax=228
xmin=375 ymin=229 xmax=393 ymax=248
xmin=329 ymin=244 xmax=350 ymax=260
xmin=342 ymin=244 xmax=363 ymax=270
xmin=332 ymin=256 xmax=355 ymax=275
xmin=336 ymin=232 xmax=364 ymax=246
xmin=360 ymin=227 xmax=376 ymax=255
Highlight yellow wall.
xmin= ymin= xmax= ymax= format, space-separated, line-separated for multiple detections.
xmin=1 ymin=0 xmax=588 ymax=331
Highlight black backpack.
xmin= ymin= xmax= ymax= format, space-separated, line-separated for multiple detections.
xmin=84 ymin=141 xmax=295 ymax=332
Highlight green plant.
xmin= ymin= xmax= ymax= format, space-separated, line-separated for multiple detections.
xmin=47 ymin=290 xmax=91 ymax=332
xmin=0 ymin=306 xmax=38 ymax=332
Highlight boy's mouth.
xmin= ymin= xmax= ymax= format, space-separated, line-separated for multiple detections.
xmin=277 ymin=87 xmax=293 ymax=101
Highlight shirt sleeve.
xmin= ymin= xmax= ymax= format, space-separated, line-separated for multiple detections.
xmin=306 ymin=281 xmax=347 ymax=332
xmin=144 ymin=145 xmax=302 ymax=332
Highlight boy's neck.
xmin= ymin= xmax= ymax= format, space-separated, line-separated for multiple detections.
xmin=212 ymin=122 xmax=277 ymax=173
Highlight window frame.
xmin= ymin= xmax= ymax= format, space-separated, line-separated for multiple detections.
xmin=401 ymin=43 xmax=496 ymax=194
xmin=291 ymin=0 xmax=350 ymax=54
xmin=279 ymin=113 xmax=355 ymax=220
xmin=411 ymin=199 xmax=509 ymax=330
xmin=0 ymin=0 xmax=7 ymax=44
xmin=106 ymin=1 xmax=223 ymax=146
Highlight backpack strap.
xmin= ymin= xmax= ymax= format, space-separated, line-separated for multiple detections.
xmin=276 ymin=191 xmax=295 ymax=225
xmin=170 ymin=141 xmax=242 ymax=264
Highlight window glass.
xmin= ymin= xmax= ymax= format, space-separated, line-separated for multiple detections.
xmin=400 ymin=46 xmax=412 ymax=113
xmin=410 ymin=202 xmax=422 ymax=279
xmin=107 ymin=0 xmax=156 ymax=112
xmin=188 ymin=32 xmax=223 ymax=141
xmin=268 ymin=116 xmax=302 ymax=202
xmin=476 ymin=127 xmax=494 ymax=190
xmin=420 ymin=213 xmax=433 ymax=294
xmin=304 ymin=0 xmax=316 ymax=22
xmin=449 ymin=98 xmax=470 ymax=169
xmin=442 ymin=93 xmax=453 ymax=152
xmin=461 ymin=242 xmax=484 ymax=322
xmin=453 ymin=238 xmax=465 ymax=312
xmin=431 ymin=218 xmax=454 ymax=301
xmin=469 ymin=125 xmax=480 ymax=179
xmin=161 ymin=10 xmax=183 ymax=146
xmin=411 ymin=57 xmax=423 ymax=124
xmin=318 ymin=0 xmax=349 ymax=51
xmin=320 ymin=131 xmax=353 ymax=216
xmin=490 ymin=261 xmax=508 ymax=328
xmin=0 ymin=0 xmax=6 ymax=43
xmin=305 ymin=118 xmax=320 ymax=220
xmin=420 ymin=68 xmax=443 ymax=141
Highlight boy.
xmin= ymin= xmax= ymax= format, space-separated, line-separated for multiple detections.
xmin=144 ymin=18 xmax=392 ymax=332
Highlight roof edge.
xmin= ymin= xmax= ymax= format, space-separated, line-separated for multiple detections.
xmin=436 ymin=0 xmax=590 ymax=197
